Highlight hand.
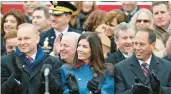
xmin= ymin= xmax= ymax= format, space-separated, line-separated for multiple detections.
xmin=53 ymin=34 xmax=62 ymax=56
xmin=66 ymin=73 xmax=79 ymax=94
xmin=132 ymin=78 xmax=150 ymax=94
xmin=150 ymin=72 xmax=161 ymax=94
xmin=87 ymin=74 xmax=103 ymax=94
xmin=11 ymin=50 xmax=24 ymax=81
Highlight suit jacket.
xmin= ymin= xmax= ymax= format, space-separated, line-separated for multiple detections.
xmin=39 ymin=27 xmax=81 ymax=54
xmin=105 ymin=50 xmax=126 ymax=65
xmin=114 ymin=53 xmax=171 ymax=94
xmin=1 ymin=54 xmax=61 ymax=94
xmin=120 ymin=6 xmax=140 ymax=23
xmin=163 ymin=53 xmax=171 ymax=62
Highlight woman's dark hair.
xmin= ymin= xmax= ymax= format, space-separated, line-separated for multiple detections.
xmin=73 ymin=32 xmax=106 ymax=74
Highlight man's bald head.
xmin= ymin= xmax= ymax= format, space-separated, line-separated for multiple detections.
xmin=60 ymin=32 xmax=80 ymax=63
xmin=18 ymin=23 xmax=40 ymax=36
xmin=17 ymin=23 xmax=40 ymax=56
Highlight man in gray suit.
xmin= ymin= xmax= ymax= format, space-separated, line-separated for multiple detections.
xmin=114 ymin=28 xmax=171 ymax=94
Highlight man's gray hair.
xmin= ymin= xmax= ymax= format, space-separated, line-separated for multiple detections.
xmin=114 ymin=22 xmax=135 ymax=39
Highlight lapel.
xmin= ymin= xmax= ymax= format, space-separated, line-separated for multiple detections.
xmin=130 ymin=54 xmax=146 ymax=84
xmin=145 ymin=54 xmax=160 ymax=85
xmin=29 ymin=60 xmax=44 ymax=81
xmin=22 ymin=64 xmax=31 ymax=75
xmin=115 ymin=50 xmax=126 ymax=63
xmin=47 ymin=28 xmax=56 ymax=46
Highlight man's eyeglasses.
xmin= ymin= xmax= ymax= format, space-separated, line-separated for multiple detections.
xmin=136 ymin=19 xmax=150 ymax=23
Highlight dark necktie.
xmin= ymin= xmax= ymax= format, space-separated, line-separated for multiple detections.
xmin=141 ymin=63 xmax=148 ymax=77
xmin=127 ymin=13 xmax=132 ymax=22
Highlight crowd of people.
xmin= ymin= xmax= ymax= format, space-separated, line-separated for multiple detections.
xmin=1 ymin=1 xmax=171 ymax=94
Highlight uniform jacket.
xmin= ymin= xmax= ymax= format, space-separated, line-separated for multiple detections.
xmin=105 ymin=50 xmax=126 ymax=65
xmin=61 ymin=63 xmax=114 ymax=94
xmin=39 ymin=27 xmax=81 ymax=54
xmin=1 ymin=45 xmax=61 ymax=94
xmin=114 ymin=53 xmax=171 ymax=94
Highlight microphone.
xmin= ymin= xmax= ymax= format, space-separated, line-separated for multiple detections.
xmin=41 ymin=64 xmax=52 ymax=76
xmin=41 ymin=64 xmax=52 ymax=94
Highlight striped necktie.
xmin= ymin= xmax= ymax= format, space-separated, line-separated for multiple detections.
xmin=141 ymin=63 xmax=148 ymax=77
xmin=28 ymin=56 xmax=33 ymax=64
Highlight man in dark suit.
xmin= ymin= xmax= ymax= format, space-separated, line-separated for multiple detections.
xmin=106 ymin=22 xmax=135 ymax=65
xmin=1 ymin=23 xmax=61 ymax=94
xmin=39 ymin=1 xmax=81 ymax=54
xmin=114 ymin=28 xmax=171 ymax=94
xmin=120 ymin=1 xmax=140 ymax=23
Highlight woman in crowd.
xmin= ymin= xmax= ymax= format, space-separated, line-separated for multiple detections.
xmin=70 ymin=1 xmax=96 ymax=31
xmin=83 ymin=9 xmax=106 ymax=31
xmin=129 ymin=8 xmax=165 ymax=57
xmin=1 ymin=9 xmax=26 ymax=55
xmin=61 ymin=32 xmax=114 ymax=94
xmin=95 ymin=9 xmax=126 ymax=58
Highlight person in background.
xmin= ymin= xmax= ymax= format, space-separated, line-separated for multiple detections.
xmin=83 ymin=9 xmax=106 ymax=31
xmin=61 ymin=32 xmax=114 ymax=94
xmin=162 ymin=33 xmax=171 ymax=61
xmin=1 ymin=23 xmax=61 ymax=94
xmin=1 ymin=9 xmax=26 ymax=56
xmin=50 ymin=32 xmax=80 ymax=67
xmin=32 ymin=5 xmax=51 ymax=33
xmin=129 ymin=8 xmax=166 ymax=57
xmin=70 ymin=1 xmax=96 ymax=31
xmin=96 ymin=9 xmax=127 ymax=58
xmin=39 ymin=1 xmax=81 ymax=54
xmin=120 ymin=1 xmax=140 ymax=23
xmin=106 ymin=22 xmax=135 ymax=65
xmin=152 ymin=1 xmax=171 ymax=40
xmin=3 ymin=30 xmax=17 ymax=55
xmin=23 ymin=1 xmax=40 ymax=23
xmin=114 ymin=28 xmax=171 ymax=94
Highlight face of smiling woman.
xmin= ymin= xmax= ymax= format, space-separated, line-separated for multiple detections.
xmin=3 ymin=15 xmax=18 ymax=34
xmin=77 ymin=39 xmax=91 ymax=64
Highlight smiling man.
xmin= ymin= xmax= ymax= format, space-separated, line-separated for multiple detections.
xmin=106 ymin=22 xmax=135 ymax=65
xmin=39 ymin=1 xmax=81 ymax=54
xmin=1 ymin=23 xmax=61 ymax=94
xmin=114 ymin=28 xmax=171 ymax=94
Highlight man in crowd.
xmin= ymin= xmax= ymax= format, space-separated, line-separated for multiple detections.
xmin=51 ymin=32 xmax=80 ymax=66
xmin=32 ymin=5 xmax=51 ymax=33
xmin=114 ymin=28 xmax=171 ymax=94
xmin=39 ymin=1 xmax=81 ymax=54
xmin=152 ymin=1 xmax=171 ymax=39
xmin=1 ymin=23 xmax=61 ymax=94
xmin=106 ymin=22 xmax=135 ymax=65
xmin=152 ymin=1 xmax=171 ymax=57
xmin=23 ymin=1 xmax=40 ymax=23
xmin=120 ymin=1 xmax=139 ymax=23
